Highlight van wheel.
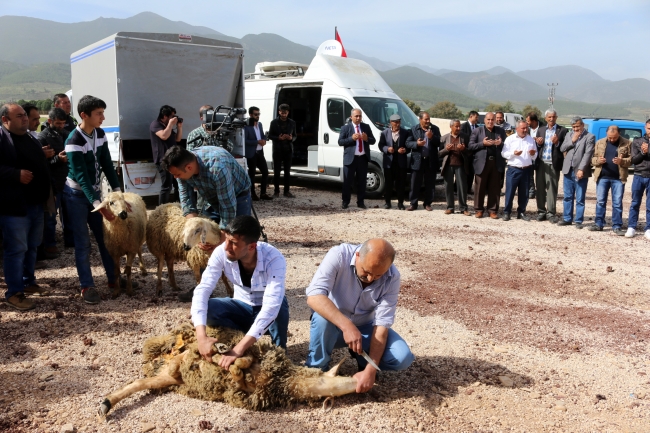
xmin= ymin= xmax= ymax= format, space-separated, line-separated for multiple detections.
xmin=365 ymin=163 xmax=385 ymax=199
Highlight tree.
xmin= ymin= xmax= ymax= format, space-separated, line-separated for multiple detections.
xmin=521 ymin=104 xmax=543 ymax=120
xmin=427 ymin=101 xmax=464 ymax=119
xmin=484 ymin=101 xmax=515 ymax=113
xmin=403 ymin=99 xmax=421 ymax=115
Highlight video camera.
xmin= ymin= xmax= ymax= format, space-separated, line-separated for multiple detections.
xmin=188 ymin=105 xmax=247 ymax=152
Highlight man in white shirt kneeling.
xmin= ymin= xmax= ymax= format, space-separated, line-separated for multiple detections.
xmin=501 ymin=120 xmax=538 ymax=221
xmin=191 ymin=215 xmax=289 ymax=370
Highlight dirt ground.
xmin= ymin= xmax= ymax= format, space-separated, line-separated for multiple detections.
xmin=1 ymin=175 xmax=649 ymax=433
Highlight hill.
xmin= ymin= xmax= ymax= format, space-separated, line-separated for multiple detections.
xmin=440 ymin=71 xmax=547 ymax=101
xmin=527 ymin=99 xmax=632 ymax=119
xmin=389 ymin=84 xmax=487 ymax=111
xmin=565 ymin=78 xmax=650 ymax=104
xmin=379 ymin=66 xmax=467 ymax=94
xmin=516 ymin=65 xmax=605 ymax=91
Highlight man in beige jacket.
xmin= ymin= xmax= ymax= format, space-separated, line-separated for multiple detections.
xmin=589 ymin=125 xmax=631 ymax=234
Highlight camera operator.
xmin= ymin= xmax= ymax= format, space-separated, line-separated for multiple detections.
xmin=186 ymin=104 xmax=233 ymax=153
xmin=150 ymin=105 xmax=183 ymax=205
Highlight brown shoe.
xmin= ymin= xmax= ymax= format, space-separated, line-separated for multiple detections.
xmin=444 ymin=209 xmax=453 ymax=215
xmin=463 ymin=210 xmax=471 ymax=216
xmin=425 ymin=205 xmax=433 ymax=211
xmin=6 ymin=293 xmax=35 ymax=311
xmin=475 ymin=211 xmax=484 ymax=218
xmin=44 ymin=246 xmax=59 ymax=255
xmin=259 ymin=193 xmax=273 ymax=200
xmin=489 ymin=212 xmax=498 ymax=219
xmin=406 ymin=205 xmax=416 ymax=211
xmin=24 ymin=284 xmax=49 ymax=297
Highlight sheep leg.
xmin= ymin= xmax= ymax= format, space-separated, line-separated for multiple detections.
xmin=155 ymin=256 xmax=164 ymax=297
xmin=124 ymin=251 xmax=136 ymax=297
xmin=110 ymin=255 xmax=122 ymax=299
xmin=99 ymin=352 xmax=185 ymax=417
xmin=138 ymin=248 xmax=147 ymax=276
xmin=221 ymin=273 xmax=234 ymax=298
xmin=167 ymin=255 xmax=180 ymax=291
xmin=192 ymin=265 xmax=202 ymax=285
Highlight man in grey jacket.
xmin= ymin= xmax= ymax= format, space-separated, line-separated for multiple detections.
xmin=558 ymin=117 xmax=595 ymax=228
xmin=626 ymin=119 xmax=650 ymax=239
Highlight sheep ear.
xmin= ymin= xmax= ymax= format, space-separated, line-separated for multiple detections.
xmin=324 ymin=357 xmax=346 ymax=377
xmin=92 ymin=201 xmax=108 ymax=212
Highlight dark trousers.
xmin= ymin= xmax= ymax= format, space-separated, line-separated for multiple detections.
xmin=273 ymin=148 xmax=292 ymax=194
xmin=474 ymin=159 xmax=502 ymax=213
xmin=157 ymin=163 xmax=173 ymax=205
xmin=528 ymin=167 xmax=536 ymax=196
xmin=247 ymin=150 xmax=269 ymax=193
xmin=466 ymin=164 xmax=475 ymax=193
xmin=384 ymin=163 xmax=406 ymax=204
xmin=503 ymin=166 xmax=531 ymax=214
xmin=409 ymin=158 xmax=434 ymax=207
xmin=342 ymin=156 xmax=368 ymax=206
xmin=443 ymin=164 xmax=468 ymax=211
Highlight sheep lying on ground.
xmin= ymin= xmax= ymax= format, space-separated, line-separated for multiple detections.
xmin=146 ymin=203 xmax=232 ymax=297
xmin=99 ymin=323 xmax=358 ymax=415
xmin=93 ymin=192 xmax=147 ymax=298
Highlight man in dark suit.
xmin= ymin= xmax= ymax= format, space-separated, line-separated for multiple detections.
xmin=534 ymin=109 xmax=568 ymax=222
xmin=338 ymin=108 xmax=376 ymax=209
xmin=468 ymin=112 xmax=506 ymax=218
xmin=460 ymin=111 xmax=479 ymax=194
xmin=244 ymin=106 xmax=272 ymax=201
xmin=378 ymin=114 xmax=410 ymax=209
xmin=440 ymin=119 xmax=471 ymax=215
xmin=269 ymin=104 xmax=297 ymax=198
xmin=406 ymin=112 xmax=440 ymax=211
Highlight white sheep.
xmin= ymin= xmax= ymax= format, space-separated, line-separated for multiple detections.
xmin=146 ymin=203 xmax=232 ymax=297
xmin=93 ymin=192 xmax=147 ymax=298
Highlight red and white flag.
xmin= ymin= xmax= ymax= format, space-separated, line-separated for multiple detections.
xmin=335 ymin=27 xmax=347 ymax=58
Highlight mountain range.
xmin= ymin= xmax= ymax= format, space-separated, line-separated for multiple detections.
xmin=0 ymin=12 xmax=649 ymax=118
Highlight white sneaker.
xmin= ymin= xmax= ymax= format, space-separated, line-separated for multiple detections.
xmin=625 ymin=228 xmax=636 ymax=238
xmin=645 ymin=230 xmax=650 ymax=240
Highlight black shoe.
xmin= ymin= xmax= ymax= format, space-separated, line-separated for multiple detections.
xmin=575 ymin=223 xmax=584 ymax=229
xmin=357 ymin=203 xmax=367 ymax=209
xmin=588 ymin=225 xmax=603 ymax=231
xmin=341 ymin=202 xmax=349 ymax=209
xmin=548 ymin=215 xmax=559 ymax=224
xmin=613 ymin=227 xmax=626 ymax=236
xmin=259 ymin=193 xmax=273 ymax=200
xmin=251 ymin=192 xmax=260 ymax=201
xmin=536 ymin=213 xmax=546 ymax=222
xmin=397 ymin=203 xmax=405 ymax=210
xmin=517 ymin=213 xmax=531 ymax=221
xmin=273 ymin=191 xmax=280 ymax=198
xmin=529 ymin=192 xmax=536 ymax=199
xmin=502 ymin=213 xmax=511 ymax=221
xmin=34 ymin=261 xmax=48 ymax=270
xmin=557 ymin=220 xmax=572 ymax=226
xmin=81 ymin=287 xmax=101 ymax=305
xmin=383 ymin=203 xmax=391 ymax=209
xmin=284 ymin=191 xmax=295 ymax=198
xmin=178 ymin=287 xmax=195 ymax=302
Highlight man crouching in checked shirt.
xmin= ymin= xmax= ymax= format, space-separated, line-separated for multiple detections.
xmin=305 ymin=239 xmax=414 ymax=393
xmin=191 ymin=215 xmax=289 ymax=370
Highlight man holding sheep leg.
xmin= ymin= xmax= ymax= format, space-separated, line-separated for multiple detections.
xmin=191 ymin=216 xmax=289 ymax=370
xmin=306 ymin=239 xmax=414 ymax=393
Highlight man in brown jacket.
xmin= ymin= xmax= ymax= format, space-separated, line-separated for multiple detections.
xmin=589 ymin=125 xmax=631 ymax=234
xmin=439 ymin=119 xmax=470 ymax=215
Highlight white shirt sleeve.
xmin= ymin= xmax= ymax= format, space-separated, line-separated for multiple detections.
xmin=190 ymin=246 xmax=226 ymax=327
xmin=247 ymin=249 xmax=287 ymax=340
xmin=501 ymin=135 xmax=515 ymax=160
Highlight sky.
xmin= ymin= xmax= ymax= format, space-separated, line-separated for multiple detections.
xmin=3 ymin=0 xmax=650 ymax=81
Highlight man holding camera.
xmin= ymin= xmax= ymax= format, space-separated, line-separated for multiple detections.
xmin=150 ymin=105 xmax=183 ymax=205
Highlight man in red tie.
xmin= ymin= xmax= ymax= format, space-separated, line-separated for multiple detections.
xmin=338 ymin=109 xmax=376 ymax=209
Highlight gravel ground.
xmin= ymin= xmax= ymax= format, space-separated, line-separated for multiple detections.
xmin=1 ymin=175 xmax=649 ymax=433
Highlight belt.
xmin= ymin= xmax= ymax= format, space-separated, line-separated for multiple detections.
xmin=487 ymin=156 xmax=495 ymax=160
xmin=236 ymin=189 xmax=250 ymax=198
xmin=509 ymin=165 xmax=531 ymax=169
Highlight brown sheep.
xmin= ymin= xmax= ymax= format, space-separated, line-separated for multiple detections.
xmin=99 ymin=324 xmax=358 ymax=415
xmin=146 ymin=203 xmax=232 ymax=297
xmin=93 ymin=192 xmax=147 ymax=298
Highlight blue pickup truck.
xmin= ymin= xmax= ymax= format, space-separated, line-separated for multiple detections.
xmin=582 ymin=118 xmax=646 ymax=141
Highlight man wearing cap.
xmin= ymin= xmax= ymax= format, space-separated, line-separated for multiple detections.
xmin=378 ymin=114 xmax=410 ymax=209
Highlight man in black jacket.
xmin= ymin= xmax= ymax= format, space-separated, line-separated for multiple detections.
xmin=406 ymin=112 xmax=440 ymax=211
xmin=625 ymin=119 xmax=650 ymax=239
xmin=378 ymin=114 xmax=410 ymax=209
xmin=53 ymin=93 xmax=77 ymax=134
xmin=460 ymin=111 xmax=479 ymax=193
xmin=534 ymin=109 xmax=568 ymax=222
xmin=268 ymin=104 xmax=297 ymax=198
xmin=38 ymin=108 xmax=74 ymax=253
xmin=338 ymin=108 xmax=376 ymax=209
xmin=0 ymin=104 xmax=51 ymax=311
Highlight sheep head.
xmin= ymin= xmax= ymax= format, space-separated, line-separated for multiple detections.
xmin=93 ymin=191 xmax=130 ymax=220
xmin=182 ymin=217 xmax=222 ymax=251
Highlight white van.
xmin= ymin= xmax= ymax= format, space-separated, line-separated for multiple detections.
xmin=244 ymin=54 xmax=419 ymax=197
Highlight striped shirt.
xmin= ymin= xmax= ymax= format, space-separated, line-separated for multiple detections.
xmin=306 ymin=243 xmax=400 ymax=328
xmin=543 ymin=124 xmax=557 ymax=163
xmin=177 ymin=146 xmax=250 ymax=228
xmin=191 ymin=242 xmax=287 ymax=340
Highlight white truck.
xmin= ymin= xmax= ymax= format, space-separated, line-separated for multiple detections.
xmin=244 ymin=54 xmax=420 ymax=198
xmin=70 ymin=32 xmax=246 ymax=198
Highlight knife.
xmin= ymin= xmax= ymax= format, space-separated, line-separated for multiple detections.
xmin=360 ymin=350 xmax=381 ymax=371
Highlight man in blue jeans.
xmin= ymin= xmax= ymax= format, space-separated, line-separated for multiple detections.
xmin=0 ymin=103 xmax=52 ymax=310
xmin=63 ymin=95 xmax=136 ymax=304
xmin=305 ymin=239 xmax=414 ymax=394
xmin=589 ymin=126 xmax=631 ymax=235
xmin=626 ymin=120 xmax=650 ymax=239
xmin=558 ymin=117 xmax=595 ymax=229
xmin=191 ymin=216 xmax=289 ymax=371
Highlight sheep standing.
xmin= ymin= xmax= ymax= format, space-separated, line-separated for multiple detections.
xmin=146 ymin=203 xmax=232 ymax=297
xmin=99 ymin=323 xmax=358 ymax=415
xmin=93 ymin=192 xmax=147 ymax=298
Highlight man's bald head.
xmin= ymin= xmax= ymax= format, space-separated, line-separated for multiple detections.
xmin=358 ymin=238 xmax=395 ymax=263
xmin=355 ymin=239 xmax=396 ymax=284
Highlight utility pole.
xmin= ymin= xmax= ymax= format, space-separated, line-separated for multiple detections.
xmin=547 ymin=83 xmax=558 ymax=110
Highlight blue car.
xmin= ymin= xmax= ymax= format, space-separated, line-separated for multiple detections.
xmin=582 ymin=118 xmax=646 ymax=142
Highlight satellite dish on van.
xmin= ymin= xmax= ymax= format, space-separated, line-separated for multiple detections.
xmin=317 ymin=40 xmax=343 ymax=57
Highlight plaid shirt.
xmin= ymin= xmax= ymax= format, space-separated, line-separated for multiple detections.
xmin=186 ymin=126 xmax=233 ymax=152
xmin=178 ymin=146 xmax=250 ymax=228
xmin=543 ymin=124 xmax=557 ymax=163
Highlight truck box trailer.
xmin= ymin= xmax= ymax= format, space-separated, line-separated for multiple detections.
xmin=70 ymin=32 xmax=245 ymax=198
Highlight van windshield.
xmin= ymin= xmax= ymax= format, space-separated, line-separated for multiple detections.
xmin=354 ymin=97 xmax=419 ymax=131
